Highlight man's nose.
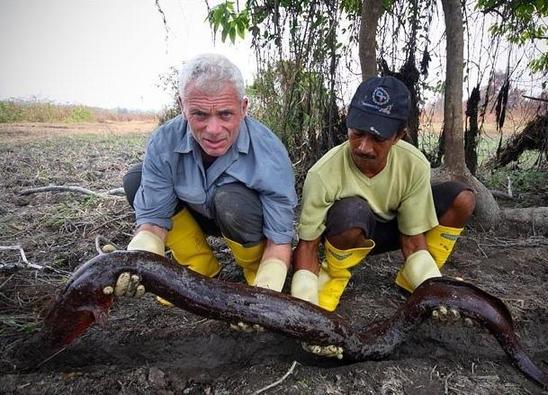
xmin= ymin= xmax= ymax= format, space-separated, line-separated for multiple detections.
xmin=358 ymin=134 xmax=374 ymax=153
xmin=206 ymin=116 xmax=222 ymax=133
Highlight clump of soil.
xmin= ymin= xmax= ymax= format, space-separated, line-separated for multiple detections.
xmin=1 ymin=123 xmax=547 ymax=394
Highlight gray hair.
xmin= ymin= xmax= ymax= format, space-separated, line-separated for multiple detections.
xmin=178 ymin=53 xmax=245 ymax=101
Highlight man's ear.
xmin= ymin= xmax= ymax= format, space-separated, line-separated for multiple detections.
xmin=393 ymin=128 xmax=407 ymax=145
xmin=241 ymin=96 xmax=249 ymax=114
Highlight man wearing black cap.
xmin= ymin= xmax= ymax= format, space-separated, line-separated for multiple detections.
xmin=291 ymin=76 xmax=476 ymax=314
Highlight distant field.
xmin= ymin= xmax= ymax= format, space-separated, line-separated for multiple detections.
xmin=0 ymin=99 xmax=157 ymax=124
xmin=0 ymin=120 xmax=157 ymax=144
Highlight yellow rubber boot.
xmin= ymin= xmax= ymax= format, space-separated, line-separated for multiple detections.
xmin=318 ymin=239 xmax=375 ymax=312
xmin=426 ymin=225 xmax=464 ymax=269
xmin=395 ymin=250 xmax=441 ymax=292
xmin=224 ymin=237 xmax=266 ymax=285
xmin=158 ymin=209 xmax=221 ymax=307
xmin=165 ymin=209 xmax=220 ymax=277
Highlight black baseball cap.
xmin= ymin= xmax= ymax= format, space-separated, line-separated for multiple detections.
xmin=346 ymin=76 xmax=411 ymax=139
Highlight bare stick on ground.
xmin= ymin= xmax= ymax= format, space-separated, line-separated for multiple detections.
xmin=0 ymin=245 xmax=70 ymax=274
xmin=19 ymin=185 xmax=125 ymax=199
xmin=252 ymin=361 xmax=298 ymax=395
xmin=0 ymin=245 xmax=43 ymax=270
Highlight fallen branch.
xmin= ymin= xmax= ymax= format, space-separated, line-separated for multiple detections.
xmin=480 ymin=235 xmax=548 ymax=248
xmin=0 ymin=245 xmax=70 ymax=274
xmin=0 ymin=245 xmax=43 ymax=270
xmin=489 ymin=190 xmax=514 ymax=200
xmin=253 ymin=361 xmax=298 ymax=395
xmin=19 ymin=185 xmax=125 ymax=199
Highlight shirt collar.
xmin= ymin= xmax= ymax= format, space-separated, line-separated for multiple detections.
xmin=174 ymin=117 xmax=250 ymax=155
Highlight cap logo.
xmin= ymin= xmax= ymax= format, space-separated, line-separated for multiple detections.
xmin=378 ymin=104 xmax=393 ymax=115
xmin=372 ymin=87 xmax=390 ymax=106
xmin=369 ymin=126 xmax=382 ymax=136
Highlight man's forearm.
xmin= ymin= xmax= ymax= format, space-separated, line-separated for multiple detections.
xmin=293 ymin=238 xmax=321 ymax=273
xmin=400 ymin=232 xmax=428 ymax=259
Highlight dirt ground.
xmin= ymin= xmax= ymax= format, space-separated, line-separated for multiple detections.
xmin=0 ymin=122 xmax=547 ymax=394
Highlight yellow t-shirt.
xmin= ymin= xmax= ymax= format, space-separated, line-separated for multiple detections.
xmin=298 ymin=140 xmax=438 ymax=240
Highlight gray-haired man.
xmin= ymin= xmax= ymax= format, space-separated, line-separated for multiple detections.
xmin=116 ymin=53 xmax=297 ymax=304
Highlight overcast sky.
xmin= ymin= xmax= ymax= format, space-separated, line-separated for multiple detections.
xmin=0 ymin=0 xmax=254 ymax=111
xmin=1 ymin=1 xmax=544 ymax=113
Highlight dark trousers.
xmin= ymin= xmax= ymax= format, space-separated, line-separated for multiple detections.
xmin=123 ymin=163 xmax=264 ymax=246
xmin=324 ymin=181 xmax=471 ymax=255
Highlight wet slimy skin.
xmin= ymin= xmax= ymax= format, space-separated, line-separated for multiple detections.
xmin=27 ymin=251 xmax=548 ymax=389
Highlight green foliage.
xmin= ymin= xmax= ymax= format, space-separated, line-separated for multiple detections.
xmin=479 ymin=164 xmax=548 ymax=207
xmin=528 ymin=53 xmax=548 ymax=74
xmin=249 ymin=62 xmax=327 ymax=146
xmin=0 ymin=99 xmax=154 ymax=123
xmin=207 ymin=1 xmax=249 ymax=43
xmin=0 ymin=101 xmax=22 ymax=122
xmin=0 ymin=99 xmax=70 ymax=123
xmin=205 ymin=1 xmax=349 ymax=188
xmin=340 ymin=0 xmax=361 ymax=14
xmin=156 ymin=66 xmax=180 ymax=125
xmin=476 ymin=0 xmax=548 ymax=72
xmin=69 ymin=106 xmax=93 ymax=122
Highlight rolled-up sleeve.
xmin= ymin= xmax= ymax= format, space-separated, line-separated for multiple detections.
xmin=259 ymin=168 xmax=297 ymax=244
xmin=133 ymin=137 xmax=178 ymax=230
xmin=297 ymin=171 xmax=332 ymax=241
xmin=397 ymin=171 xmax=437 ymax=235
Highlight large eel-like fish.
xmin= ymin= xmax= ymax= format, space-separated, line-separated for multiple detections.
xmin=25 ymin=250 xmax=547 ymax=389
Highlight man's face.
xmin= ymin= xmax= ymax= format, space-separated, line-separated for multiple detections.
xmin=348 ymin=128 xmax=401 ymax=177
xmin=181 ymin=82 xmax=248 ymax=158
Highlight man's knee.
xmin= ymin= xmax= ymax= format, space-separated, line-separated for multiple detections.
xmin=213 ymin=183 xmax=263 ymax=244
xmin=325 ymin=197 xmax=376 ymax=239
xmin=122 ymin=163 xmax=143 ymax=209
xmin=452 ymin=189 xmax=476 ymax=220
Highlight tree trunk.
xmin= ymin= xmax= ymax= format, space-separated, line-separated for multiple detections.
xmin=503 ymin=207 xmax=548 ymax=236
xmin=359 ymin=0 xmax=383 ymax=80
xmin=441 ymin=0 xmax=465 ymax=174
xmin=438 ymin=0 xmax=501 ymax=228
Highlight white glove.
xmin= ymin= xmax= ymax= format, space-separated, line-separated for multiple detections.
xmin=291 ymin=269 xmax=319 ymax=305
xmin=401 ymin=250 xmax=441 ymax=290
xmin=254 ymin=258 xmax=288 ymax=292
xmin=127 ymin=230 xmax=165 ymax=256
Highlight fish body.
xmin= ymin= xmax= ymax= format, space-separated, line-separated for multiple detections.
xmin=28 ymin=250 xmax=547 ymax=389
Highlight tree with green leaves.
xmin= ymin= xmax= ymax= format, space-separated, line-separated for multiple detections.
xmin=207 ymin=0 xmax=352 ymax=186
xmin=202 ymin=0 xmax=548 ymax=228
xmin=476 ymin=0 xmax=548 ymax=73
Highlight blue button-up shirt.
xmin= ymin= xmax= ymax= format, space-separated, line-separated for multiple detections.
xmin=133 ymin=115 xmax=297 ymax=244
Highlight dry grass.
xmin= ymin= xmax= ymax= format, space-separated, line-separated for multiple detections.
xmin=0 ymin=122 xmax=155 ymax=359
xmin=0 ymin=99 xmax=157 ymax=124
